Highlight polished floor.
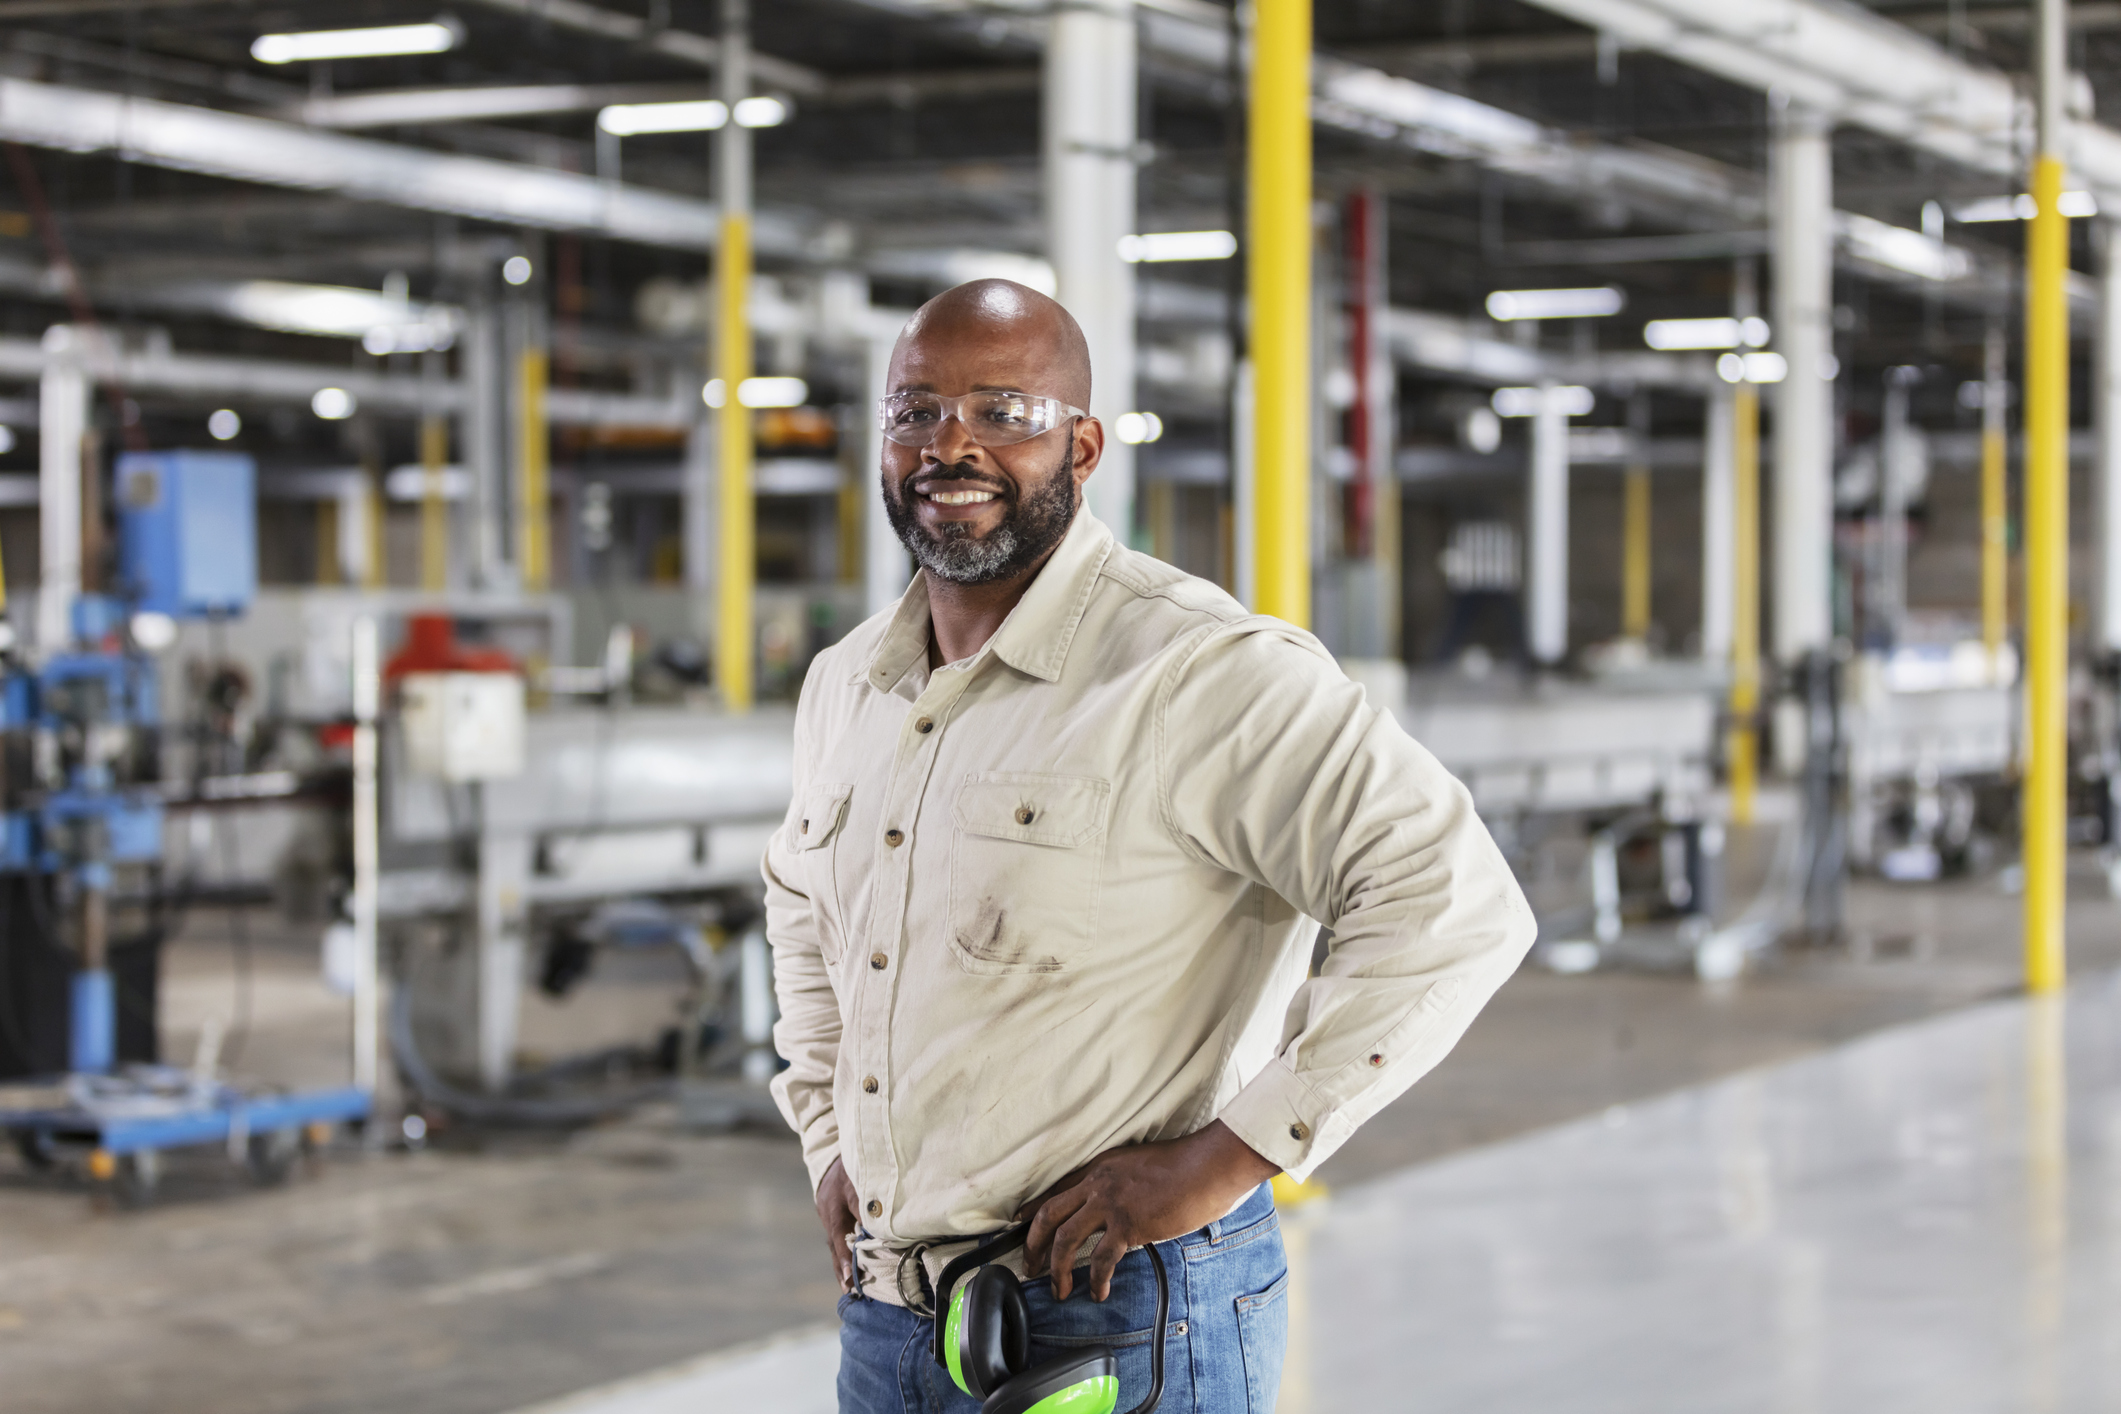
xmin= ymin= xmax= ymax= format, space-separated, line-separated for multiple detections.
xmin=530 ymin=970 xmax=2121 ymax=1414
xmin=5 ymin=846 xmax=2119 ymax=1414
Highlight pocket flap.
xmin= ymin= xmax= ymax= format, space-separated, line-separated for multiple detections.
xmin=795 ymin=783 xmax=853 ymax=851
xmin=952 ymin=773 xmax=1110 ymax=848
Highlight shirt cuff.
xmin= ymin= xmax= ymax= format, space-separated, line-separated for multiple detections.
xmin=1215 ymin=1057 xmax=1335 ymax=1183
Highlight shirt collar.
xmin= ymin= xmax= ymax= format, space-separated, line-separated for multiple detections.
xmin=855 ymin=507 xmax=1114 ymax=691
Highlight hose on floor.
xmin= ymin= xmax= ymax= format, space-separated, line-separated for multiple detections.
xmin=387 ymin=983 xmax=671 ymax=1127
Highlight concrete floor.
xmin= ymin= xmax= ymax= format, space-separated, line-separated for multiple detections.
xmin=3 ymin=838 xmax=2117 ymax=1414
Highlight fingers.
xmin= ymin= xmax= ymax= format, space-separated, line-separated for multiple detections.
xmin=1085 ymin=1228 xmax=1128 ymax=1302
xmin=1046 ymin=1201 xmax=1110 ymax=1303
xmin=1023 ymin=1183 xmax=1091 ymax=1279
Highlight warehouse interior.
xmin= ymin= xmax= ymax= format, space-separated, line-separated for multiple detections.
xmin=4 ymin=1 xmax=2121 ymax=1411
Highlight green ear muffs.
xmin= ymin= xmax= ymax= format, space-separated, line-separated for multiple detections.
xmin=932 ymin=1226 xmax=1169 ymax=1414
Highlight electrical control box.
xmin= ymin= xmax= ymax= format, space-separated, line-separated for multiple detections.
xmin=400 ymin=672 xmax=527 ymax=783
xmin=115 ymin=450 xmax=258 ymax=619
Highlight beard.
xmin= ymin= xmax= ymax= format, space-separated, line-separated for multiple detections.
xmin=882 ymin=440 xmax=1080 ymax=586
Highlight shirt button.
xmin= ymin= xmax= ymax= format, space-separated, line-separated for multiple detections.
xmin=1014 ymin=806 xmax=1035 ymax=825
xmin=800 ymin=819 xmax=810 ymax=834
xmin=885 ymin=828 xmax=904 ymax=847
xmin=870 ymin=953 xmax=889 ymax=970
xmin=915 ymin=717 xmax=934 ymax=734
xmin=863 ymin=1076 xmax=879 ymax=1093
xmin=866 ymin=1199 xmax=882 ymax=1218
xmin=1289 ymin=1122 xmax=1310 ymax=1142
xmin=1368 ymin=1053 xmax=1385 ymax=1067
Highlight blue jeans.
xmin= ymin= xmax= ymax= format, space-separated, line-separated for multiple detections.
xmin=838 ymin=1183 xmax=1288 ymax=1414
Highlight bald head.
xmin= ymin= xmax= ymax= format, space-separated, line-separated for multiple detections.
xmin=891 ymin=278 xmax=1092 ymax=410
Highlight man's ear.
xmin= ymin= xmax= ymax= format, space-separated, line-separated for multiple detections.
xmin=1071 ymin=416 xmax=1106 ymax=488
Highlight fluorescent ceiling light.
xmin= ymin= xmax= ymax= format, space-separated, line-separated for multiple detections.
xmin=1118 ymin=231 xmax=1238 ymax=263
xmin=732 ymin=96 xmax=790 ymax=128
xmin=252 ymin=21 xmax=460 ymax=65
xmin=1491 ymin=385 xmax=1595 ymax=417
xmin=312 ymin=387 xmax=358 ymax=420
xmin=1484 ymin=287 xmax=1624 ymax=321
xmin=218 ymin=279 xmax=461 ymax=353
xmin=1841 ymin=214 xmax=1971 ymax=283
xmin=502 ymin=256 xmax=533 ymax=286
xmin=703 ymin=376 xmax=810 ymax=409
xmin=1643 ymin=316 xmax=1769 ymax=351
xmin=1953 ymin=190 xmax=2099 ymax=223
xmin=1717 ymin=352 xmax=1789 ymax=384
xmin=599 ymin=99 xmax=727 ymax=135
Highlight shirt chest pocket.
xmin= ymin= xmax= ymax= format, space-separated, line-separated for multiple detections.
xmin=796 ymin=783 xmax=854 ymax=963
xmin=947 ymin=772 xmax=1111 ymax=976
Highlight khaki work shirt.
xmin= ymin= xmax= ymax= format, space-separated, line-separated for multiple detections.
xmin=764 ymin=510 xmax=1533 ymax=1303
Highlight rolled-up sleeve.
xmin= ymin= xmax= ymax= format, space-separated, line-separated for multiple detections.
xmin=764 ymin=694 xmax=844 ymax=1194
xmin=1157 ymin=622 xmax=1535 ymax=1180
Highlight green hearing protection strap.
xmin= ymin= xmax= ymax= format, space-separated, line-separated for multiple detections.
xmin=944 ymin=1282 xmax=970 ymax=1394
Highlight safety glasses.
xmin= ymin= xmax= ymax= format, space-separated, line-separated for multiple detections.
xmin=877 ymin=390 xmax=1086 ymax=448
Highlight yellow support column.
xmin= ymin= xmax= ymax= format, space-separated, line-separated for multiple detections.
xmin=2024 ymin=0 xmax=2071 ymax=994
xmin=420 ymin=415 xmax=449 ymax=593
xmin=715 ymin=0 xmax=756 ymax=713
xmin=1728 ymin=386 xmax=1761 ymax=826
xmin=716 ymin=218 xmax=754 ymax=714
xmin=1248 ymin=0 xmax=1311 ymax=627
xmin=2024 ymin=147 xmax=2070 ymax=994
xmin=1622 ymin=466 xmax=1651 ymax=640
xmin=516 ymin=347 xmax=550 ymax=592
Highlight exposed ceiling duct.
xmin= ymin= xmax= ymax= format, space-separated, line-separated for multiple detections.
xmin=0 ymin=76 xmax=809 ymax=255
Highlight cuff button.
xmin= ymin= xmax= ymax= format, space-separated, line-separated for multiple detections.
xmin=1015 ymin=806 xmax=1036 ymax=825
xmin=1289 ymin=1122 xmax=1310 ymax=1142
xmin=866 ymin=1199 xmax=882 ymax=1218
xmin=1368 ymin=1053 xmax=1385 ymax=1067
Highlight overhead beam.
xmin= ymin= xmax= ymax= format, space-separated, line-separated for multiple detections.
xmin=0 ymin=332 xmax=690 ymax=427
xmin=0 ymin=77 xmax=806 ymax=255
xmin=1517 ymin=0 xmax=2121 ymax=208
xmin=463 ymin=0 xmax=825 ymax=96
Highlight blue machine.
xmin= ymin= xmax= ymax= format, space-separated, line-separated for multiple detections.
xmin=115 ymin=450 xmax=257 ymax=619
xmin=1 ymin=449 xmax=368 ymax=1199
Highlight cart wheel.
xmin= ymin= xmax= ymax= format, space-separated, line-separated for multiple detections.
xmin=12 ymin=1129 xmax=56 ymax=1171
xmin=114 ymin=1149 xmax=162 ymax=1208
xmin=246 ymin=1127 xmax=300 ymax=1186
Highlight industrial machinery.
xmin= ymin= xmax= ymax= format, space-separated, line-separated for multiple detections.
xmin=0 ymin=450 xmax=369 ymax=1203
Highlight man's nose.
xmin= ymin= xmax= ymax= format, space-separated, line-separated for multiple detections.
xmin=924 ymin=414 xmax=986 ymax=467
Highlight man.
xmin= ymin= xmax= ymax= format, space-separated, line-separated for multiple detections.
xmin=765 ymin=279 xmax=1533 ymax=1413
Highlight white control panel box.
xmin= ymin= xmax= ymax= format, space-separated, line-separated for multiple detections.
xmin=400 ymin=672 xmax=527 ymax=782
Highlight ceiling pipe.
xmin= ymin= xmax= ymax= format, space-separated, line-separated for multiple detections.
xmin=0 ymin=76 xmax=808 ymax=256
xmin=1518 ymin=0 xmax=2121 ymax=207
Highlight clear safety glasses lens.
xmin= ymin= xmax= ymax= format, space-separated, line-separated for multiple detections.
xmin=878 ymin=392 xmax=1075 ymax=448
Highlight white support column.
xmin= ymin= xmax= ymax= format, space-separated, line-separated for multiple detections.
xmin=1527 ymin=383 xmax=1572 ymax=665
xmin=1701 ymin=386 xmax=1736 ymax=662
xmin=2098 ymin=219 xmax=2121 ymax=654
xmin=1045 ymin=0 xmax=1137 ymax=540
xmin=1770 ymin=106 xmax=1836 ymax=663
xmin=38 ymin=325 xmax=86 ymax=652
xmin=864 ymin=332 xmax=911 ymax=617
xmin=683 ymin=411 xmax=714 ymax=592
xmin=1877 ymin=371 xmax=1914 ymax=644
xmin=462 ymin=294 xmax=508 ymax=590
xmin=476 ymin=827 xmax=529 ymax=1093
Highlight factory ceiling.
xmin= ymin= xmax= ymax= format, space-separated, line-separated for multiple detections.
xmin=0 ymin=0 xmax=2106 ymax=448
